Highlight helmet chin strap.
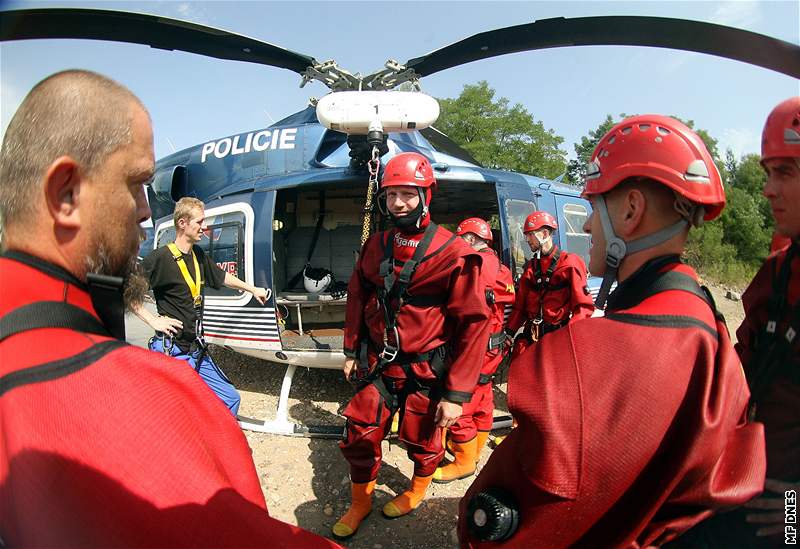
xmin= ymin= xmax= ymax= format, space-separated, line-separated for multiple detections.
xmin=594 ymin=194 xmax=689 ymax=309
xmin=538 ymin=234 xmax=553 ymax=255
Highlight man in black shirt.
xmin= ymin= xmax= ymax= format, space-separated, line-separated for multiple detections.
xmin=133 ymin=197 xmax=268 ymax=416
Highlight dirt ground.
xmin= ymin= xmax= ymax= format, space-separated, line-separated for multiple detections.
xmin=191 ymin=283 xmax=746 ymax=548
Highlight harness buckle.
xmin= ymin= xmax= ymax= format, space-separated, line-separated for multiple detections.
xmin=379 ymin=344 xmax=399 ymax=363
xmin=532 ymin=317 xmax=543 ymax=325
xmin=380 ymin=325 xmax=400 ymax=362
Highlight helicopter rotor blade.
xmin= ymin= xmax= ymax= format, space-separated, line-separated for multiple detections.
xmin=403 ymin=16 xmax=800 ymax=79
xmin=0 ymin=8 xmax=317 ymax=75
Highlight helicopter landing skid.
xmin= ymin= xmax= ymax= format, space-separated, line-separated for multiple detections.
xmin=237 ymin=364 xmax=346 ymax=439
xmin=237 ymin=364 xmax=300 ymax=436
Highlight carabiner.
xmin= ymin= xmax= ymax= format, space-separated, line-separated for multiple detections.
xmin=161 ymin=333 xmax=175 ymax=356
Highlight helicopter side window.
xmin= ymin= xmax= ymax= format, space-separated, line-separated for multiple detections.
xmin=504 ymin=198 xmax=538 ymax=279
xmin=195 ymin=217 xmax=245 ymax=298
xmin=561 ymin=202 xmax=591 ymax=269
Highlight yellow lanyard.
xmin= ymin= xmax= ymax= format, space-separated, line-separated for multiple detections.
xmin=167 ymin=243 xmax=203 ymax=306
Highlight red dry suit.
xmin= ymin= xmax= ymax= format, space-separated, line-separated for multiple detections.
xmin=668 ymin=246 xmax=798 ymax=549
xmin=506 ymin=246 xmax=593 ymax=359
xmin=459 ymin=256 xmax=765 ymax=548
xmin=736 ymin=241 xmax=799 ymax=482
xmin=341 ymin=223 xmax=491 ymax=482
xmin=449 ymin=248 xmax=515 ymax=442
xmin=0 ymin=251 xmax=340 ymax=548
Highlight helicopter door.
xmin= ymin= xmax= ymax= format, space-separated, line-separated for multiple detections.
xmin=495 ymin=177 xmax=536 ymax=281
xmin=554 ymin=194 xmax=592 ymax=270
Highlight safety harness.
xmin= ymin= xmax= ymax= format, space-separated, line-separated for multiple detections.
xmin=167 ymin=243 xmax=203 ymax=308
xmin=353 ymin=223 xmax=454 ymax=415
xmin=745 ymin=242 xmax=799 ymax=418
xmin=604 ymin=255 xmax=714 ymax=313
xmin=525 ymin=249 xmax=567 ymax=342
xmin=0 ymin=253 xmax=125 ymax=343
xmin=479 ymin=248 xmax=509 ymax=384
xmin=163 ymin=243 xmax=209 ymax=371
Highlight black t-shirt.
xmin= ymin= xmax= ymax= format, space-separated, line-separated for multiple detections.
xmin=142 ymin=244 xmax=226 ymax=346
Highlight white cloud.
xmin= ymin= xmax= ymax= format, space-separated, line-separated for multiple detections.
xmin=168 ymin=2 xmax=211 ymax=25
xmin=710 ymin=1 xmax=762 ymax=28
xmin=718 ymin=127 xmax=760 ymax=159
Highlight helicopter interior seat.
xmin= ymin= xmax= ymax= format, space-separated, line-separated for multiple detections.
xmin=282 ymin=226 xmax=332 ymax=295
xmin=329 ymin=225 xmax=361 ymax=284
xmin=281 ymin=223 xmax=362 ymax=291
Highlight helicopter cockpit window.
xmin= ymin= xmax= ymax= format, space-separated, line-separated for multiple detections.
xmin=504 ymin=198 xmax=537 ymax=279
xmin=561 ymin=202 xmax=591 ymax=269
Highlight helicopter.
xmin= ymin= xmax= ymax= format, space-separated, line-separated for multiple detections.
xmin=2 ymin=8 xmax=798 ymax=436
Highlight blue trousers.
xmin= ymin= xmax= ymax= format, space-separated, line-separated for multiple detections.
xmin=149 ymin=336 xmax=241 ymax=417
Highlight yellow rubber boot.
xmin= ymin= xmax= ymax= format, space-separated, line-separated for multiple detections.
xmin=331 ymin=480 xmax=376 ymax=540
xmin=490 ymin=434 xmax=507 ymax=447
xmin=490 ymin=420 xmax=517 ymax=448
xmin=475 ymin=430 xmax=490 ymax=460
xmin=432 ymin=437 xmax=478 ymax=483
xmin=382 ymin=474 xmax=433 ymax=518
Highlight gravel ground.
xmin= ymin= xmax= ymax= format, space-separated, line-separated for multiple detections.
xmin=128 ymin=283 xmax=745 ymax=548
xmin=220 ymin=350 xmax=510 ymax=549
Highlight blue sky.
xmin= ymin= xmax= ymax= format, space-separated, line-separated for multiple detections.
xmin=1 ymin=1 xmax=798 ymax=165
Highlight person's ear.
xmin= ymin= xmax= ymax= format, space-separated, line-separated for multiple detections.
xmin=616 ymin=188 xmax=647 ymax=237
xmin=43 ymin=156 xmax=82 ymax=230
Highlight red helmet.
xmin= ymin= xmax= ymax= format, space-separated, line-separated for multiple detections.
xmin=582 ymin=115 xmax=725 ymax=221
xmin=456 ymin=217 xmax=492 ymax=242
xmin=761 ymin=96 xmax=800 ymax=162
xmin=381 ymin=152 xmax=436 ymax=191
xmin=523 ymin=211 xmax=557 ymax=233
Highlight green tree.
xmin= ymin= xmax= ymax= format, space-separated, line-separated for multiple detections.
xmin=686 ymin=150 xmax=771 ymax=284
xmin=565 ymin=114 xmax=618 ymax=185
xmin=719 ymin=185 xmax=771 ymax=265
xmin=435 ymin=81 xmax=567 ymax=179
xmin=732 ymin=153 xmax=772 ymax=231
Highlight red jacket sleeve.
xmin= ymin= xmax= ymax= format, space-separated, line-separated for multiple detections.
xmin=494 ymin=265 xmax=516 ymax=307
xmin=441 ymin=253 xmax=492 ymax=402
xmin=506 ymin=263 xmax=532 ymax=333
xmin=566 ymin=255 xmax=594 ymax=322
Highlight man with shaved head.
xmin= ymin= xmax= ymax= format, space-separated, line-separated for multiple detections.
xmin=0 ymin=70 xmax=339 ymax=548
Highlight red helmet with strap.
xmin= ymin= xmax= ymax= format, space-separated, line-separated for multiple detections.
xmin=582 ymin=115 xmax=725 ymax=221
xmin=761 ymin=96 xmax=800 ymax=162
xmin=381 ymin=152 xmax=436 ymax=191
xmin=523 ymin=211 xmax=557 ymax=233
xmin=457 ymin=217 xmax=492 ymax=242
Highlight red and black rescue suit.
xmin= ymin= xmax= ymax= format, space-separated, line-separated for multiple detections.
xmin=341 ymin=223 xmax=491 ymax=482
xmin=506 ymin=246 xmax=593 ymax=359
xmin=459 ymin=255 xmax=765 ymax=548
xmin=672 ymin=241 xmax=799 ymax=548
xmin=0 ymin=251 xmax=340 ymax=548
xmin=449 ymin=248 xmax=515 ymax=443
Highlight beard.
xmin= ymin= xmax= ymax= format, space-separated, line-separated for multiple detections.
xmin=84 ymin=226 xmax=149 ymax=310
